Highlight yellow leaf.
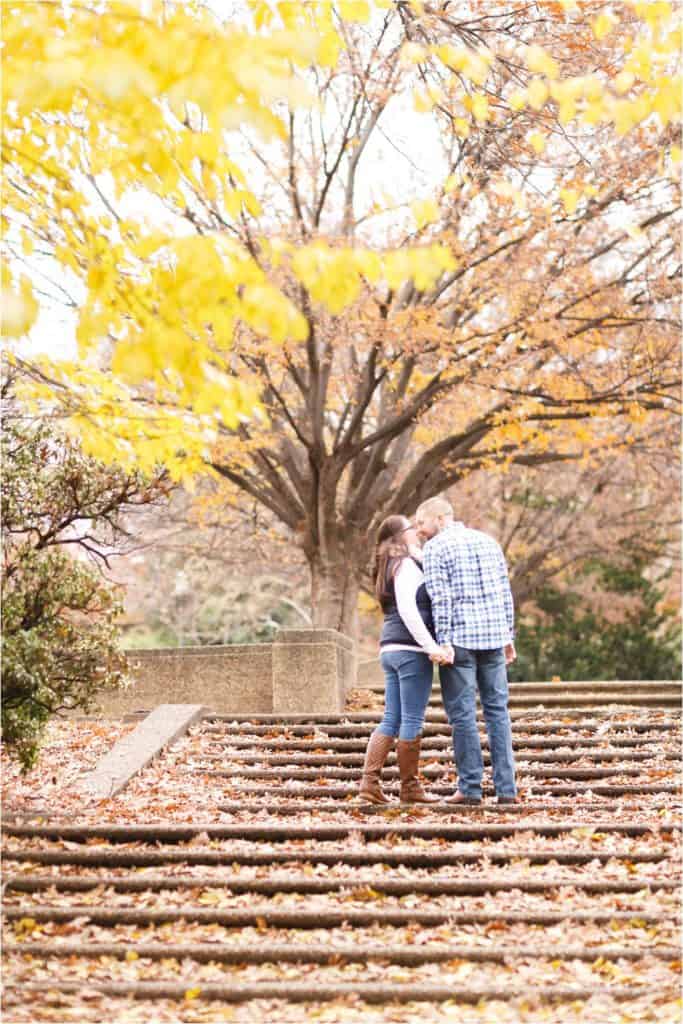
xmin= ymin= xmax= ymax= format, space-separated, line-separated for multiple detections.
xmin=470 ymin=92 xmax=489 ymax=122
xmin=125 ymin=950 xmax=139 ymax=961
xmin=527 ymin=78 xmax=549 ymax=110
xmin=184 ymin=987 xmax=202 ymax=1000
xmin=413 ymin=87 xmax=435 ymax=113
xmin=462 ymin=53 xmax=489 ymax=87
xmin=400 ymin=42 xmax=426 ymax=66
xmin=559 ymin=98 xmax=577 ymax=124
xmin=559 ymin=187 xmax=580 ymax=215
xmin=614 ymin=71 xmax=635 ymax=94
xmin=358 ymin=591 xmax=378 ymax=613
xmin=435 ymin=44 xmax=467 ymax=72
xmin=339 ymin=1 xmax=370 ymax=24
xmin=411 ymin=198 xmax=440 ymax=230
xmin=592 ymin=13 xmax=617 ymax=40
xmin=652 ymin=81 xmax=679 ymax=127
xmin=454 ymin=117 xmax=470 ymax=138
xmin=528 ymin=131 xmax=546 ymax=154
xmin=508 ymin=89 xmax=527 ymax=111
xmin=525 ymin=45 xmax=559 ymax=80
xmin=1 ymin=273 xmax=38 ymax=338
xmin=15 ymin=917 xmax=38 ymax=935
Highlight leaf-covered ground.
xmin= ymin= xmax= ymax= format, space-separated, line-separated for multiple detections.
xmin=2 ymin=711 xmax=681 ymax=1023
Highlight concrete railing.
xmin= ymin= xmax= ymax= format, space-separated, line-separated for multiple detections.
xmin=94 ymin=629 xmax=356 ymax=717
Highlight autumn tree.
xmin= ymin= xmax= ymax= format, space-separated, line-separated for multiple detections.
xmin=451 ymin=419 xmax=680 ymax=608
xmin=205 ymin=3 xmax=681 ymax=634
xmin=3 ymin=1 xmax=680 ymax=638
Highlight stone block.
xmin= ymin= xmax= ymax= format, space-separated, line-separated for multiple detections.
xmin=357 ymin=657 xmax=385 ymax=689
xmin=272 ymin=629 xmax=355 ymax=714
xmin=95 ymin=645 xmax=273 ymax=717
xmin=87 ymin=631 xmax=357 ymax=718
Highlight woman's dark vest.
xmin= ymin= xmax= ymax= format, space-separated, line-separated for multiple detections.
xmin=380 ymin=557 xmax=434 ymax=648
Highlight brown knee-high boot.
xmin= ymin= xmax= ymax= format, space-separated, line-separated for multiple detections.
xmin=358 ymin=730 xmax=395 ymax=804
xmin=396 ymin=735 xmax=438 ymax=803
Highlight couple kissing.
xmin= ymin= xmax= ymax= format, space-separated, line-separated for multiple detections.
xmin=359 ymin=497 xmax=518 ymax=807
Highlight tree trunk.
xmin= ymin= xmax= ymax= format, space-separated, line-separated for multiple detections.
xmin=308 ymin=553 xmax=360 ymax=641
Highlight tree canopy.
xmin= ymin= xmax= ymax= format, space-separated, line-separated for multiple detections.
xmin=3 ymin=0 xmax=681 ymax=633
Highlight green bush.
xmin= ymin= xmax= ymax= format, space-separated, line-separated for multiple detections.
xmin=510 ymin=552 xmax=681 ymax=682
xmin=1 ymin=399 xmax=167 ymax=769
xmin=2 ymin=548 xmax=126 ymax=769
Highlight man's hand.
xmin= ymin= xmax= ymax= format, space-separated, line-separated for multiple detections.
xmin=504 ymin=642 xmax=516 ymax=665
xmin=430 ymin=644 xmax=454 ymax=665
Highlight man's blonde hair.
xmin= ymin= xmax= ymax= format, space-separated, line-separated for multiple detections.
xmin=416 ymin=496 xmax=454 ymax=518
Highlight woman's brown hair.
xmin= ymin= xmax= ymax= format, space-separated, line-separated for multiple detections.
xmin=372 ymin=515 xmax=411 ymax=608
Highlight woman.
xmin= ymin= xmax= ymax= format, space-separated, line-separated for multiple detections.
xmin=358 ymin=514 xmax=449 ymax=805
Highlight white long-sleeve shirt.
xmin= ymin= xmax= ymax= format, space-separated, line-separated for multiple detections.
xmin=381 ymin=558 xmax=441 ymax=657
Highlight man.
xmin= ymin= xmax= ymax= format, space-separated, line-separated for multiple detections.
xmin=416 ymin=497 xmax=518 ymax=805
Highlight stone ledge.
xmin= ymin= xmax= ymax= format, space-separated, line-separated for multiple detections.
xmin=274 ymin=629 xmax=355 ymax=650
xmin=72 ymin=704 xmax=207 ymax=800
xmin=128 ymin=645 xmax=272 ymax=658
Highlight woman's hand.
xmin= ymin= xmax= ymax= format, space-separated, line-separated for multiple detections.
xmin=430 ymin=644 xmax=454 ymax=665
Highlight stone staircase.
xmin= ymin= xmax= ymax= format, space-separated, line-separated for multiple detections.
xmin=2 ymin=699 xmax=681 ymax=1020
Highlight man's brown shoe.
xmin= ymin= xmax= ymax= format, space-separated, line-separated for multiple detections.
xmin=497 ymin=795 xmax=519 ymax=804
xmin=447 ymin=792 xmax=482 ymax=805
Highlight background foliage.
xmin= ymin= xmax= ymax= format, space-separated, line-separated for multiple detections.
xmin=1 ymin=379 xmax=169 ymax=768
xmin=509 ymin=549 xmax=681 ymax=682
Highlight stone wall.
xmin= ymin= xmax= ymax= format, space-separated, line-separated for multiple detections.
xmin=94 ymin=629 xmax=355 ymax=717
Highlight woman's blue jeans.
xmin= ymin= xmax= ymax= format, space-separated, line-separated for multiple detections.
xmin=377 ymin=650 xmax=434 ymax=741
xmin=439 ymin=646 xmax=516 ymax=799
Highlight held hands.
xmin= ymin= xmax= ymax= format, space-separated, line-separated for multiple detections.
xmin=430 ymin=643 xmax=454 ymax=666
xmin=430 ymin=644 xmax=514 ymax=665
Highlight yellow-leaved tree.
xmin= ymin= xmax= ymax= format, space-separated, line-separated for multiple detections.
xmin=3 ymin=0 xmax=681 ymax=635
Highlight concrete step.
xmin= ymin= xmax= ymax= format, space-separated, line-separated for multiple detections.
xmin=365 ymin=680 xmax=681 ymax=694
xmin=3 ymin=843 xmax=670 ymax=868
xmin=214 ymin=735 xmax=679 ymax=751
xmin=203 ymin=762 xmax=669 ymax=779
xmin=452 ymin=695 xmax=680 ymax=707
xmin=6 ymin=872 xmax=678 ymax=896
xmin=206 ymin=712 xmax=682 ymax=727
xmin=218 ymin=782 xmax=680 ymax=799
xmin=1 ymin=820 xmax=665 ymax=842
xmin=7 ymin=939 xmax=679 ymax=965
xmin=4 ymin=979 xmax=658 ymax=1006
xmin=202 ymin=748 xmax=680 ymax=766
xmin=213 ymin=792 xmax=680 ymax=811
xmin=3 ymin=904 xmax=673 ymax=928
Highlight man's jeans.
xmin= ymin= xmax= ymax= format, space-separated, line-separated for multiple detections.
xmin=439 ymin=646 xmax=516 ymax=799
xmin=377 ymin=650 xmax=434 ymax=740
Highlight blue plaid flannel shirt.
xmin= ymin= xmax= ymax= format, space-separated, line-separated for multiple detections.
xmin=422 ymin=523 xmax=514 ymax=650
